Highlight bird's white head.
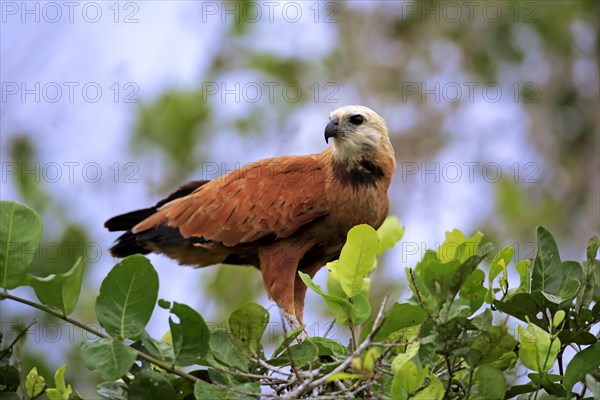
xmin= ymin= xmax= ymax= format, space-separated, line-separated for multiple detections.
xmin=324 ymin=105 xmax=394 ymax=166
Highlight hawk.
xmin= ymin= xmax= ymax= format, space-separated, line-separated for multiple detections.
xmin=105 ymin=105 xmax=395 ymax=334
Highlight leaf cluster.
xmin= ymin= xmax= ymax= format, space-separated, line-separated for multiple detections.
xmin=1 ymin=201 xmax=598 ymax=399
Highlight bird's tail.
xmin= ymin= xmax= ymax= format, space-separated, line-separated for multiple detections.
xmin=104 ymin=207 xmax=156 ymax=257
xmin=104 ymin=180 xmax=210 ymax=258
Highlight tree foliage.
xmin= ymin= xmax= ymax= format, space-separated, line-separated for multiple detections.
xmin=1 ymin=200 xmax=598 ymax=399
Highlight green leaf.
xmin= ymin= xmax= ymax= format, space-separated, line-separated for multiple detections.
xmin=438 ymin=229 xmax=466 ymax=262
xmin=552 ymin=310 xmax=565 ymax=329
xmin=193 ymin=381 xmax=259 ymax=400
xmin=374 ymin=303 xmax=428 ymax=341
xmin=307 ymin=337 xmax=347 ymax=359
xmin=208 ymin=329 xmax=248 ymax=372
xmin=435 ymin=317 xmax=478 ymax=356
xmin=27 ymin=257 xmax=84 ymax=315
xmin=170 ymin=302 xmax=210 ymax=365
xmin=474 ymin=365 xmax=506 ymax=400
xmin=532 ymin=226 xmax=563 ymax=295
xmin=506 ymin=259 xmax=532 ymax=299
xmin=333 ymin=224 xmax=379 ymax=299
xmin=485 ymin=246 xmax=513 ymax=303
xmin=504 ymin=383 xmax=539 ymax=398
xmin=527 ymin=373 xmax=566 ymax=397
xmin=228 ymin=302 xmax=269 ymax=355
xmin=0 ymin=365 xmax=20 ymax=392
xmin=460 ymin=268 xmax=487 ymax=312
xmin=391 ymin=360 xmax=426 ymax=399
xmin=363 ymin=347 xmax=381 ymax=373
xmin=439 ymin=230 xmax=483 ymax=263
xmin=81 ymin=339 xmax=137 ymax=380
xmin=25 ymin=367 xmax=45 ymax=398
xmin=158 ymin=299 xmax=171 ymax=309
xmin=413 ymin=373 xmax=443 ymax=400
xmin=586 ymin=375 xmax=600 ymax=399
xmin=563 ymin=342 xmax=600 ymax=395
xmin=467 ymin=326 xmax=517 ymax=367
xmin=557 ymin=260 xmax=583 ymax=301
xmin=576 ymin=256 xmax=597 ymax=313
xmin=0 ymin=201 xmax=42 ymax=289
xmin=518 ymin=323 xmax=560 ymax=372
xmin=299 ymin=271 xmax=354 ymax=325
xmin=377 ymin=216 xmax=405 ymax=255
xmin=272 ymin=326 xmax=305 ymax=358
xmin=327 ymin=372 xmax=363 ymax=382
xmin=96 ymin=381 xmax=127 ymax=400
xmin=193 ymin=381 xmax=228 ymax=400
xmin=586 ymin=235 xmax=600 ymax=263
xmin=140 ymin=330 xmax=174 ymax=364
xmin=327 ymin=266 xmax=372 ymax=300
xmin=411 ymin=230 xmax=486 ymax=310
xmin=450 ymin=254 xmax=488 ymax=298
xmin=128 ymin=370 xmax=175 ymax=400
xmin=96 ymin=255 xmax=158 ymax=340
xmin=352 ymin=292 xmax=371 ymax=325
xmin=45 ymin=365 xmax=72 ymax=400
xmin=471 ymin=309 xmax=493 ymax=330
xmin=557 ymin=330 xmax=597 ymax=346
xmin=170 ymin=378 xmax=194 ymax=400
xmin=595 ymin=262 xmax=600 ymax=302
xmin=490 ymin=351 xmax=517 ymax=371
xmin=270 ymin=339 xmax=318 ymax=367
xmin=493 ymin=293 xmax=548 ymax=329
xmin=391 ymin=342 xmax=420 ymax=373
xmin=0 ymin=393 xmax=20 ymax=400
xmin=421 ymin=253 xmax=487 ymax=307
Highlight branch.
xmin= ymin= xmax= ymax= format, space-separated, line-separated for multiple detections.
xmin=0 ymin=319 xmax=37 ymax=359
xmin=409 ymin=268 xmax=423 ymax=307
xmin=0 ymin=291 xmax=200 ymax=383
xmin=284 ymin=296 xmax=389 ymax=398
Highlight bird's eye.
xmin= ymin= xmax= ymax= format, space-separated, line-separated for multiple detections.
xmin=349 ymin=114 xmax=364 ymax=125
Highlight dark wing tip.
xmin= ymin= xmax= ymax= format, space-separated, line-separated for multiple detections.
xmin=104 ymin=208 xmax=156 ymax=232
xmin=108 ymin=231 xmax=151 ymax=258
xmin=104 ymin=180 xmax=211 ymax=232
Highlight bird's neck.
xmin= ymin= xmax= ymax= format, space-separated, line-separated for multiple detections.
xmin=326 ymin=145 xmax=395 ymax=188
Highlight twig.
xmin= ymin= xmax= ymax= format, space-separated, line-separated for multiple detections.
xmin=254 ymin=357 xmax=293 ymax=377
xmin=351 ymin=381 xmax=374 ymax=396
xmin=409 ymin=268 xmax=423 ymax=306
xmin=211 ymin=365 xmax=289 ymax=383
xmin=323 ymin=318 xmax=337 ymax=338
xmin=0 ymin=291 xmax=200 ymax=383
xmin=464 ymin=367 xmax=475 ymax=400
xmin=0 ymin=320 xmax=37 ymax=359
xmin=376 ymin=321 xmax=424 ymax=366
xmin=443 ymin=356 xmax=454 ymax=399
xmin=333 ymin=379 xmax=348 ymax=392
xmin=284 ymin=296 xmax=389 ymax=398
xmin=347 ymin=317 xmax=357 ymax=352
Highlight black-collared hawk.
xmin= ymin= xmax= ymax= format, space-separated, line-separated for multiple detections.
xmin=105 ymin=105 xmax=396 ymax=334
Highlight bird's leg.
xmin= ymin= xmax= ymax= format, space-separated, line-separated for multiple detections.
xmin=258 ymin=244 xmax=311 ymax=341
xmin=284 ymin=312 xmax=308 ymax=342
xmin=291 ymin=263 xmax=322 ymax=342
xmin=293 ymin=263 xmax=322 ymax=324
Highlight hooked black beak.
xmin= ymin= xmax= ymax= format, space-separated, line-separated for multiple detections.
xmin=324 ymin=116 xmax=340 ymax=143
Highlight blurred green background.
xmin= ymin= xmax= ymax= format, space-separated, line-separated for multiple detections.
xmin=1 ymin=0 xmax=598 ymax=395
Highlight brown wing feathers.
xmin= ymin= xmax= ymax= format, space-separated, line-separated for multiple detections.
xmin=132 ymin=156 xmax=328 ymax=248
xmin=106 ymin=156 xmax=329 ymax=260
